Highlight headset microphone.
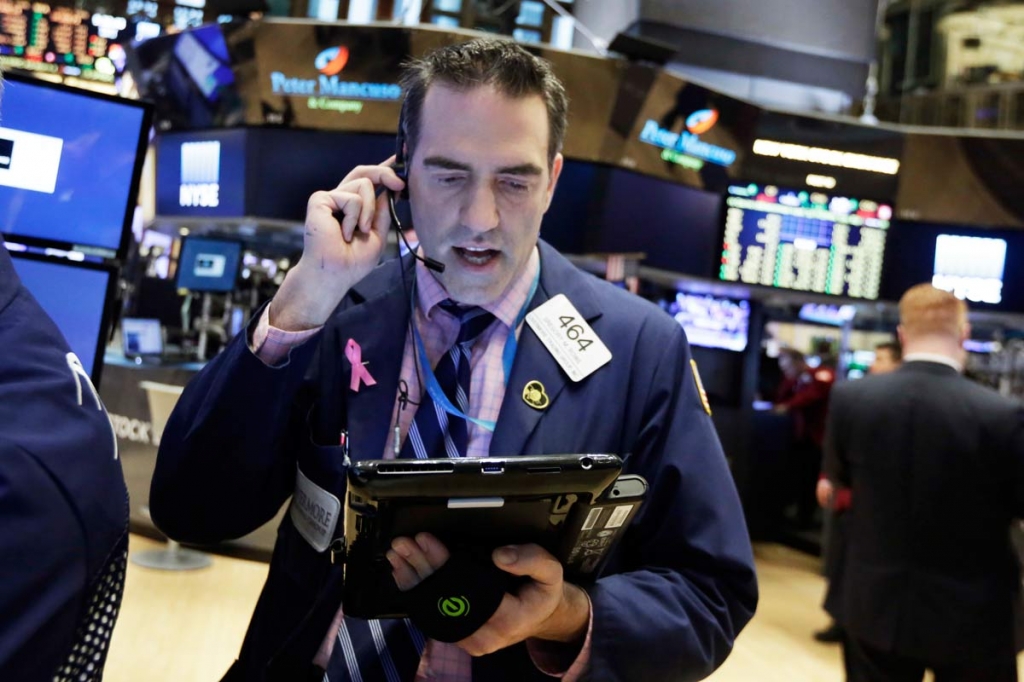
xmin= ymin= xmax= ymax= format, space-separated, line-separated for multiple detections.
xmin=392 ymin=107 xmax=445 ymax=273
xmin=328 ymin=168 xmax=445 ymax=274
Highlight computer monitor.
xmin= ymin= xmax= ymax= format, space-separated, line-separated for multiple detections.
xmin=932 ymin=234 xmax=1007 ymax=306
xmin=0 ymin=73 xmax=152 ymax=260
xmin=661 ymin=291 xmax=750 ymax=352
xmin=718 ymin=182 xmax=892 ymax=300
xmin=798 ymin=302 xmax=856 ymax=327
xmin=8 ymin=250 xmax=116 ymax=386
xmin=121 ymin=318 xmax=164 ymax=357
xmin=591 ymin=167 xmax=723 ymax=279
xmin=175 ymin=236 xmax=242 ymax=292
xmin=881 ymin=221 xmax=1023 ymax=311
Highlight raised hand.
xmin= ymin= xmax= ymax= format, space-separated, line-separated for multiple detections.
xmin=270 ymin=158 xmax=404 ymax=331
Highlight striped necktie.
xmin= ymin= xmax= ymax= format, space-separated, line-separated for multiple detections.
xmin=323 ymin=303 xmax=494 ymax=682
xmin=401 ymin=302 xmax=496 ymax=460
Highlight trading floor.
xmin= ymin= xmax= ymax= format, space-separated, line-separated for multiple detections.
xmin=103 ymin=535 xmax=1024 ymax=682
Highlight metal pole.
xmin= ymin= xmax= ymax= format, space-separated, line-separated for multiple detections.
xmin=861 ymin=0 xmax=890 ymax=124
xmin=900 ymin=0 xmax=922 ymax=123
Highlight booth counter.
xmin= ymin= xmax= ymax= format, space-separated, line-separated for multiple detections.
xmin=101 ymin=351 xmax=280 ymax=561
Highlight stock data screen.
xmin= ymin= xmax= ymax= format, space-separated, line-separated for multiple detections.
xmin=0 ymin=1 xmax=131 ymax=83
xmin=719 ymin=183 xmax=892 ymax=300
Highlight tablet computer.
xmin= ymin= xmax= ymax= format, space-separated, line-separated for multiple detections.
xmin=341 ymin=454 xmax=647 ymax=619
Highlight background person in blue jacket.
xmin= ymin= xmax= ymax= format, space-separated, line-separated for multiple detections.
xmin=151 ymin=38 xmax=757 ymax=682
xmin=0 ymin=245 xmax=128 ymax=682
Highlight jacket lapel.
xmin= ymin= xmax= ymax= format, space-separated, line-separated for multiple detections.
xmin=321 ymin=258 xmax=413 ymax=461
xmin=490 ymin=243 xmax=603 ymax=456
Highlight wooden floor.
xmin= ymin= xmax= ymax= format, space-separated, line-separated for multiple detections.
xmin=102 ymin=535 xmax=1020 ymax=681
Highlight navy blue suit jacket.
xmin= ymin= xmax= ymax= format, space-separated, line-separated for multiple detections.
xmin=0 ymin=247 xmax=128 ymax=681
xmin=152 ymin=242 xmax=757 ymax=681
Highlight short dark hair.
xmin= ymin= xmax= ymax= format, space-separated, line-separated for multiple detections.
xmin=875 ymin=340 xmax=902 ymax=360
xmin=398 ymin=38 xmax=569 ymax=167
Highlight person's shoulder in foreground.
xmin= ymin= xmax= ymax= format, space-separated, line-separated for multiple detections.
xmin=0 ymin=246 xmax=128 ymax=682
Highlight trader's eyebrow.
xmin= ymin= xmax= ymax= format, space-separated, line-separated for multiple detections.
xmin=422 ymin=156 xmax=471 ymax=171
xmin=495 ymin=163 xmax=543 ymax=176
xmin=422 ymin=157 xmax=543 ymax=177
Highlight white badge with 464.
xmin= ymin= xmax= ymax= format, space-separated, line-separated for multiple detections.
xmin=526 ymin=294 xmax=612 ymax=382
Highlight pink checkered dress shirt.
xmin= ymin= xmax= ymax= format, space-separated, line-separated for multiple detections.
xmin=250 ymin=247 xmax=592 ymax=681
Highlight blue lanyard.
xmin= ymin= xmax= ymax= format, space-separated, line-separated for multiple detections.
xmin=410 ymin=267 xmax=541 ymax=432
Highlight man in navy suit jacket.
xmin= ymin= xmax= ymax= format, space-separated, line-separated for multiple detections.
xmin=824 ymin=284 xmax=1024 ymax=682
xmin=0 ymin=245 xmax=128 ymax=681
xmin=152 ymin=38 xmax=757 ymax=682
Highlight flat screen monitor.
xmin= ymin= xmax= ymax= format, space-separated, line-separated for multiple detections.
xmin=591 ymin=167 xmax=723 ymax=279
xmin=175 ymin=236 xmax=242 ymax=292
xmin=798 ymin=302 xmax=856 ymax=327
xmin=0 ymin=73 xmax=151 ymax=260
xmin=8 ymin=250 xmax=116 ymax=385
xmin=932 ymin=234 xmax=1007 ymax=305
xmin=881 ymin=221 xmax=1023 ymax=311
xmin=126 ymin=23 xmax=245 ymax=130
xmin=661 ymin=291 xmax=750 ymax=352
xmin=718 ymin=182 xmax=892 ymax=300
xmin=121 ymin=317 xmax=164 ymax=357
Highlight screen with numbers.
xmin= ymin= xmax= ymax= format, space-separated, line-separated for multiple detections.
xmin=718 ymin=182 xmax=892 ymax=300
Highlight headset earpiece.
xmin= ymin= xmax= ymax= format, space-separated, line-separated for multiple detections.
xmin=389 ymin=102 xmax=444 ymax=273
xmin=394 ymin=105 xmax=410 ymax=201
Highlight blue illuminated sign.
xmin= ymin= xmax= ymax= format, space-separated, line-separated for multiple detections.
xmin=639 ymin=119 xmax=737 ymax=168
xmin=269 ymin=73 xmax=402 ymax=100
xmin=268 ymin=46 xmax=402 ymax=102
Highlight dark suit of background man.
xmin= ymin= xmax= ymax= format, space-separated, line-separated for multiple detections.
xmin=0 ymin=245 xmax=129 ymax=681
xmin=815 ymin=340 xmax=903 ymax=645
xmin=824 ymin=284 xmax=1024 ymax=682
xmin=151 ymin=38 xmax=756 ymax=682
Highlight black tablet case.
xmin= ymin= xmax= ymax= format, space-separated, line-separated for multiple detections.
xmin=341 ymin=454 xmax=646 ymax=619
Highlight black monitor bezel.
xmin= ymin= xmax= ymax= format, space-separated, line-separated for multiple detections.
xmin=879 ymin=219 xmax=1020 ymax=310
xmin=174 ymin=234 xmax=243 ymax=293
xmin=0 ymin=72 xmax=153 ymax=262
xmin=8 ymin=249 xmax=118 ymax=388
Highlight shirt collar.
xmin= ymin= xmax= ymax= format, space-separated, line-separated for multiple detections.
xmin=415 ymin=246 xmax=540 ymax=329
xmin=903 ymin=352 xmax=963 ymax=373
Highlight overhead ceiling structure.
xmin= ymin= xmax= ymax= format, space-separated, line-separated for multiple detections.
xmin=939 ymin=2 xmax=1024 ymax=84
xmin=625 ymin=0 xmax=882 ymax=104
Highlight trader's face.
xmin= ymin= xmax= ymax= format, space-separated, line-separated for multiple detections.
xmin=778 ymin=354 xmax=799 ymax=380
xmin=408 ymin=84 xmax=563 ymax=306
xmin=870 ymin=348 xmax=900 ymax=374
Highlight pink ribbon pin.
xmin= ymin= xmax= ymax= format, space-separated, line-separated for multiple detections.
xmin=345 ymin=338 xmax=377 ymax=392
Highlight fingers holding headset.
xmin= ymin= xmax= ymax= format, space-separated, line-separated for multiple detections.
xmin=326 ymin=178 xmax=375 ymax=242
xmin=272 ymin=159 xmax=407 ymax=331
xmin=331 ymin=159 xmax=406 ymax=241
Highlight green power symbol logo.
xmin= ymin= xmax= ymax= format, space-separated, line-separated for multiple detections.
xmin=438 ymin=596 xmax=470 ymax=617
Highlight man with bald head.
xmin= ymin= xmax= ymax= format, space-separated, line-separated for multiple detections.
xmin=824 ymin=284 xmax=1024 ymax=681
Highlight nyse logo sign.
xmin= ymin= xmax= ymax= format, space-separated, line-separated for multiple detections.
xmin=179 ymin=140 xmax=221 ymax=208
